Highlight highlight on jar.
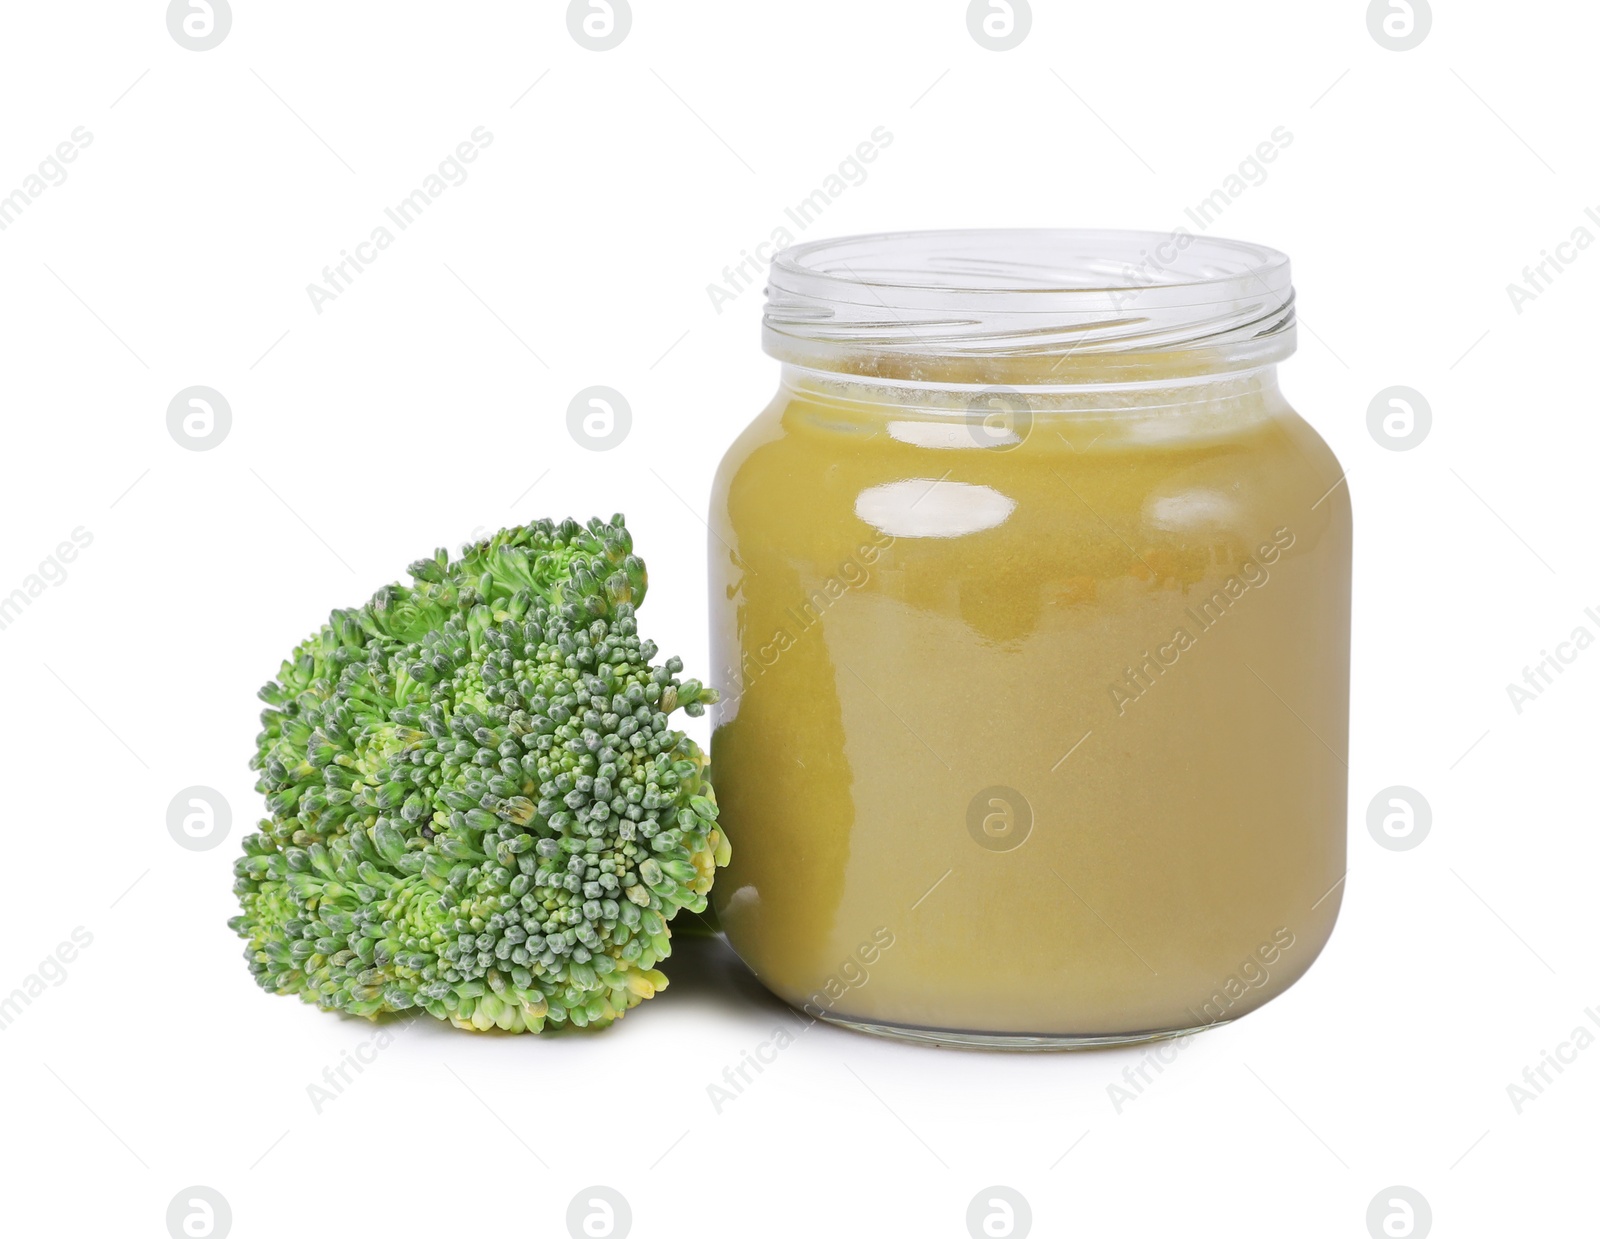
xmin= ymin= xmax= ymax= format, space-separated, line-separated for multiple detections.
xmin=707 ymin=228 xmax=1352 ymax=1049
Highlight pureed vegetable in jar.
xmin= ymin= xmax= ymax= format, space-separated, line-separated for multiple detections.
xmin=709 ymin=230 xmax=1350 ymax=1048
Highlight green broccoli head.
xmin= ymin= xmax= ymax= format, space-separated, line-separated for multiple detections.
xmin=229 ymin=515 xmax=728 ymax=1033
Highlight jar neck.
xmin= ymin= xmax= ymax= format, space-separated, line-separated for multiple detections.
xmin=778 ymin=361 xmax=1287 ymax=418
xmin=762 ymin=230 xmax=1297 ymax=384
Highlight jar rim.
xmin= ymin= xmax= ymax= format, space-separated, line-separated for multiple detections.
xmin=762 ymin=228 xmax=1296 ymax=377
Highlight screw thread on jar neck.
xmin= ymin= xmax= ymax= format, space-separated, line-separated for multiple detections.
xmin=762 ymin=228 xmax=1296 ymax=389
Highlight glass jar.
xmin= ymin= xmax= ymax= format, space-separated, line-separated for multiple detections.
xmin=708 ymin=230 xmax=1351 ymax=1049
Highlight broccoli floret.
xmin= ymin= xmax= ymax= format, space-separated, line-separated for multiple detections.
xmin=228 ymin=514 xmax=729 ymax=1033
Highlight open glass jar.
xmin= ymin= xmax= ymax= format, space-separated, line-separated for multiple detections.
xmin=708 ymin=230 xmax=1351 ymax=1048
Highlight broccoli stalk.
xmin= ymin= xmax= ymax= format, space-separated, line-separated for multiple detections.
xmin=229 ymin=515 xmax=729 ymax=1032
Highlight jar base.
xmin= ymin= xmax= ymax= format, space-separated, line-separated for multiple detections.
xmin=809 ymin=1010 xmax=1231 ymax=1051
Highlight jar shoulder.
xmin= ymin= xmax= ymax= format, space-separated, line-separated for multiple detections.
xmin=713 ymin=384 xmax=1351 ymax=559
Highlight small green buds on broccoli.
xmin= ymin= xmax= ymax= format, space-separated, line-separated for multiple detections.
xmin=231 ymin=515 xmax=727 ymax=1034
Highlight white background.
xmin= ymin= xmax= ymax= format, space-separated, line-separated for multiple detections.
xmin=0 ymin=2 xmax=1594 ymax=1236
